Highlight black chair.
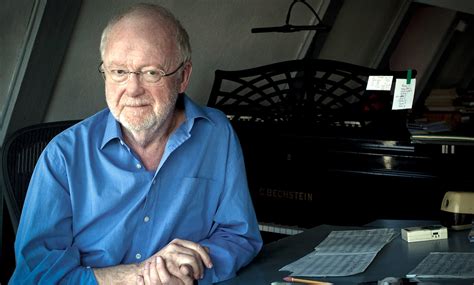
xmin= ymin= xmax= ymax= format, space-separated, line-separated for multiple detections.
xmin=2 ymin=120 xmax=80 ymax=233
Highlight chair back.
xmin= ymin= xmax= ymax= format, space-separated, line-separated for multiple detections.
xmin=2 ymin=120 xmax=79 ymax=233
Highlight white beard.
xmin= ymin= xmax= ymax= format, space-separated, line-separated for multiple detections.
xmin=119 ymin=109 xmax=157 ymax=132
xmin=114 ymin=92 xmax=178 ymax=132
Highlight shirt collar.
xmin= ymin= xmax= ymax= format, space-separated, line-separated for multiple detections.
xmin=100 ymin=111 xmax=123 ymax=149
xmin=181 ymin=94 xmax=213 ymax=133
xmin=100 ymin=94 xmax=212 ymax=149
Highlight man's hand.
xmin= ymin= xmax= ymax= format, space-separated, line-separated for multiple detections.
xmin=146 ymin=239 xmax=212 ymax=281
xmin=94 ymin=239 xmax=212 ymax=284
xmin=137 ymin=256 xmax=189 ymax=285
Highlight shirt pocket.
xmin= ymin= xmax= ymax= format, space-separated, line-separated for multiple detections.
xmin=163 ymin=177 xmax=220 ymax=240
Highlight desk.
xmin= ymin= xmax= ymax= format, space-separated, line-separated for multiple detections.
xmin=218 ymin=220 xmax=474 ymax=284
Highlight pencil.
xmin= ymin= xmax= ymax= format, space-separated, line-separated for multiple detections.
xmin=283 ymin=276 xmax=333 ymax=285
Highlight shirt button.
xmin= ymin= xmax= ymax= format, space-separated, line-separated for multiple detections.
xmin=135 ymin=253 xmax=142 ymax=260
xmin=152 ymin=180 xmax=156 ymax=185
xmin=136 ymin=163 xmax=142 ymax=169
xmin=144 ymin=216 xmax=150 ymax=223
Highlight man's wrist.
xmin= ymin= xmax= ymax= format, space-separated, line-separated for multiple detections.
xmin=93 ymin=263 xmax=142 ymax=285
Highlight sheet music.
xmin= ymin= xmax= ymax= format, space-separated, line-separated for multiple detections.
xmin=406 ymin=252 xmax=474 ymax=279
xmin=280 ymin=228 xmax=397 ymax=277
xmin=315 ymin=228 xmax=397 ymax=253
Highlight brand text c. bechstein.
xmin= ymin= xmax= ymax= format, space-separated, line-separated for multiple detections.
xmin=258 ymin=187 xmax=313 ymax=201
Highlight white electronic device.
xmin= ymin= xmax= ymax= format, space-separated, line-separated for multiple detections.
xmin=440 ymin=191 xmax=474 ymax=230
xmin=401 ymin=225 xmax=448 ymax=243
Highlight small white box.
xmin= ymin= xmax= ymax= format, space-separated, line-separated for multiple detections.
xmin=401 ymin=225 xmax=448 ymax=242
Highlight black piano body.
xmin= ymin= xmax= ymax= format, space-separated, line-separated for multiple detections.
xmin=207 ymin=59 xmax=474 ymax=234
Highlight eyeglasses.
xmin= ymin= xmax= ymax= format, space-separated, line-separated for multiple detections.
xmin=98 ymin=61 xmax=184 ymax=85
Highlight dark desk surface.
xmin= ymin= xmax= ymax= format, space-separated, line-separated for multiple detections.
xmin=218 ymin=220 xmax=474 ymax=285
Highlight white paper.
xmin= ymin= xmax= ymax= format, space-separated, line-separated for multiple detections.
xmin=392 ymin=78 xmax=416 ymax=110
xmin=407 ymin=252 xmax=474 ymax=279
xmin=279 ymin=228 xmax=397 ymax=277
xmin=366 ymin=76 xmax=393 ymax=91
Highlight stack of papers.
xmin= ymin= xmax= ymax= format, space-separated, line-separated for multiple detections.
xmin=280 ymin=228 xmax=397 ymax=277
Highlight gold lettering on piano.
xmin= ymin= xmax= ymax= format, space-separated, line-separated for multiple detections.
xmin=258 ymin=187 xmax=313 ymax=201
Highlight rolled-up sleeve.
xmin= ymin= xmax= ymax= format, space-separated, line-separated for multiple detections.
xmin=9 ymin=145 xmax=97 ymax=285
xmin=198 ymin=128 xmax=263 ymax=283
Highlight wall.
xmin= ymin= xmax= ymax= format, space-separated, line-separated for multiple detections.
xmin=415 ymin=0 xmax=474 ymax=15
xmin=318 ymin=0 xmax=410 ymax=67
xmin=0 ymin=0 xmax=81 ymax=147
xmin=0 ymin=0 xmax=42 ymax=146
xmin=389 ymin=5 xmax=457 ymax=102
xmin=0 ymin=0 xmax=33 ymax=127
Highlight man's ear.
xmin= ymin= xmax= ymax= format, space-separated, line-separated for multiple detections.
xmin=178 ymin=61 xmax=192 ymax=93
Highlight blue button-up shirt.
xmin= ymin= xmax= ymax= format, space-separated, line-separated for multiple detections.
xmin=10 ymin=95 xmax=262 ymax=284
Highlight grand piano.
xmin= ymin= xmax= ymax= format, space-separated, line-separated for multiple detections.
xmin=207 ymin=59 xmax=474 ymax=239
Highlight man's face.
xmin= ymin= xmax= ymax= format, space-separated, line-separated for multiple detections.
xmin=102 ymin=18 xmax=188 ymax=132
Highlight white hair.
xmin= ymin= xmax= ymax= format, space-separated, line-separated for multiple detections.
xmin=100 ymin=3 xmax=191 ymax=63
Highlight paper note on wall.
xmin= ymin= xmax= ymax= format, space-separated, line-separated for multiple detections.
xmin=392 ymin=78 xmax=416 ymax=110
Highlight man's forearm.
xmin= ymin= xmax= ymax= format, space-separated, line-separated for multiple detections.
xmin=93 ymin=263 xmax=142 ymax=285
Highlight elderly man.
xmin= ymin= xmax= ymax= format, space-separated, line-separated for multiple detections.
xmin=10 ymin=3 xmax=262 ymax=285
